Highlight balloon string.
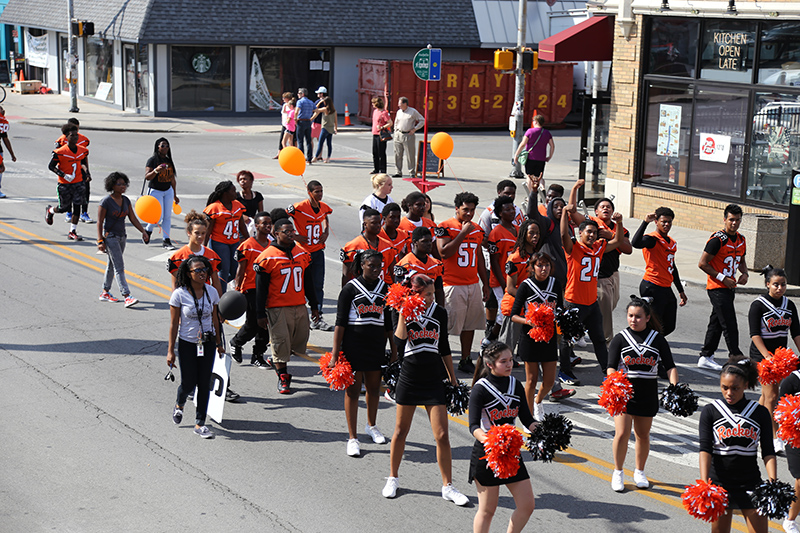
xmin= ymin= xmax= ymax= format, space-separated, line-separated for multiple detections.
xmin=444 ymin=161 xmax=465 ymax=192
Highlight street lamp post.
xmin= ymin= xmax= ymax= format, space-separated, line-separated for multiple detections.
xmin=67 ymin=0 xmax=79 ymax=112
xmin=510 ymin=0 xmax=527 ymax=179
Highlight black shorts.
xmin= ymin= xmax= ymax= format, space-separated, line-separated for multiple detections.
xmin=787 ymin=445 xmax=800 ymax=479
xmin=625 ymin=378 xmax=659 ymax=417
xmin=525 ymin=159 xmax=546 ymax=177
xmin=57 ymin=181 xmax=86 ymax=213
xmin=485 ymin=288 xmax=498 ymax=310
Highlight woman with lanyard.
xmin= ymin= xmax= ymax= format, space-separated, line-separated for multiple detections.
xmin=382 ymin=273 xmax=468 ymax=506
xmin=607 ymin=297 xmax=678 ymax=492
xmin=204 ymin=180 xmax=248 ymax=294
xmin=748 ymin=265 xmax=800 ymax=454
xmin=167 ymin=255 xmax=224 ymax=439
xmin=329 ymin=250 xmax=394 ymax=457
xmin=96 ymin=172 xmax=150 ymax=308
xmin=698 ymin=358 xmax=776 ymax=533
xmin=235 ymin=170 xmax=263 ymax=237
xmin=341 ymin=208 xmax=395 ymax=285
xmin=143 ymin=137 xmax=179 ymax=250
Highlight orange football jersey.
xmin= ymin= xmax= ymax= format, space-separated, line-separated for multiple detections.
xmin=705 ymin=231 xmax=746 ymax=290
xmin=254 ymin=245 xmax=312 ymax=308
xmin=398 ymin=216 xmax=436 ymax=237
xmin=487 ymin=224 xmax=517 ymax=288
xmin=435 ymin=217 xmax=485 ymax=286
xmin=504 ymin=249 xmax=530 ymax=289
xmin=234 ymin=237 xmax=267 ymax=292
xmin=642 ymin=232 xmax=678 ymax=288
xmin=565 ymin=240 xmax=607 ymax=305
xmin=204 ymin=200 xmax=246 ymax=244
xmin=394 ymin=252 xmax=443 ymax=283
xmin=55 ymin=132 xmax=90 ymax=148
xmin=341 ymin=234 xmax=395 ymax=281
xmin=52 ymin=144 xmax=89 ymax=184
xmin=288 ymin=199 xmax=332 ymax=253
xmin=379 ymin=227 xmax=409 ymax=263
xmin=167 ymin=245 xmax=221 ymax=287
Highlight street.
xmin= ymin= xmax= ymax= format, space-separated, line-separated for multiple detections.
xmin=0 ymin=114 xmax=790 ymax=532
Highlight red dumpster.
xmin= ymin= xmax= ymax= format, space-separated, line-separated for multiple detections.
xmin=357 ymin=59 xmax=574 ymax=128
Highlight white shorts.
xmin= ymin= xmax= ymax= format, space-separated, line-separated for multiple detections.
xmin=444 ymin=283 xmax=485 ymax=336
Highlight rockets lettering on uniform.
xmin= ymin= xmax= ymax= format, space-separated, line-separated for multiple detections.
xmin=488 ymin=406 xmax=519 ymax=421
xmin=623 ymin=355 xmax=658 ymax=367
xmin=356 ymin=303 xmax=384 ymax=315
xmin=766 ymin=317 xmax=792 ymax=329
xmin=407 ymin=328 xmax=440 ymax=341
xmin=714 ymin=423 xmax=758 ymax=443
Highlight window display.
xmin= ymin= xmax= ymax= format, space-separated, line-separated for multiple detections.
xmin=171 ymin=46 xmax=231 ymax=111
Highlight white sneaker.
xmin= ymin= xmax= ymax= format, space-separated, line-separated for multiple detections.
xmin=382 ymin=477 xmax=399 ymax=498
xmin=697 ymin=356 xmax=723 ymax=371
xmin=384 ymin=389 xmax=396 ymax=403
xmin=611 ymin=470 xmax=624 ymax=492
xmin=365 ymin=424 xmax=386 ymax=444
xmin=633 ymin=469 xmax=650 ymax=489
xmin=533 ymin=401 xmax=544 ymax=422
xmin=775 ymin=438 xmax=786 ymax=455
xmin=442 ymin=483 xmax=469 ymax=506
xmin=346 ymin=438 xmax=361 ymax=457
xmin=575 ymin=335 xmax=588 ymax=348
xmin=784 ymin=518 xmax=800 ymax=533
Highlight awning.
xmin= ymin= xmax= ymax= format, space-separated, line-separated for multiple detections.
xmin=538 ymin=16 xmax=614 ymax=62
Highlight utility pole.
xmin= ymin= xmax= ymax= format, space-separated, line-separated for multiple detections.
xmin=67 ymin=0 xmax=79 ymax=112
xmin=509 ymin=0 xmax=527 ymax=179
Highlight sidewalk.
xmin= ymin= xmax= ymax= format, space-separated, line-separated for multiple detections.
xmin=4 ymin=91 xmax=796 ymax=295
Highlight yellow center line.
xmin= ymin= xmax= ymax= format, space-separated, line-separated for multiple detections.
xmin=2 ymin=221 xmax=782 ymax=531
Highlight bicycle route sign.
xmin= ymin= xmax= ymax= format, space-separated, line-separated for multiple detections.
xmin=413 ymin=48 xmax=441 ymax=81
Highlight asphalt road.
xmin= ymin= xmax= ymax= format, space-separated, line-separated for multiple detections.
xmin=0 ymin=122 xmax=791 ymax=532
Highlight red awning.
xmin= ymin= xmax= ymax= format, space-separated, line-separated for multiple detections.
xmin=538 ymin=16 xmax=614 ymax=62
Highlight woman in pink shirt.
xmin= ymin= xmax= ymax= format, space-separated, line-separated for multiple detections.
xmin=371 ymin=96 xmax=393 ymax=175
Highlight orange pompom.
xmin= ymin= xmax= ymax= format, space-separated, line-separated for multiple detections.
xmin=524 ymin=302 xmax=555 ymax=343
xmin=481 ymin=424 xmax=524 ymax=479
xmin=776 ymin=394 xmax=800 ymax=447
xmin=758 ymin=347 xmax=798 ymax=385
xmin=386 ymin=283 xmax=410 ymax=310
xmin=598 ymin=370 xmax=634 ymax=417
xmin=500 ymin=292 xmax=515 ymax=317
xmin=401 ymin=292 xmax=427 ymax=323
xmin=682 ymin=479 xmax=728 ymax=522
xmin=318 ymin=352 xmax=355 ymax=391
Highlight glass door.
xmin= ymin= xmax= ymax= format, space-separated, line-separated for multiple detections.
xmin=124 ymin=44 xmax=137 ymax=109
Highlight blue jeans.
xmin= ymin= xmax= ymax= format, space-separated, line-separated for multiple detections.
xmin=315 ymin=129 xmax=333 ymax=159
xmin=103 ymin=233 xmax=130 ymax=296
xmin=210 ymin=240 xmax=238 ymax=293
xmin=310 ymin=249 xmax=325 ymax=313
xmin=145 ymin=187 xmax=174 ymax=239
xmin=295 ymin=120 xmax=313 ymax=161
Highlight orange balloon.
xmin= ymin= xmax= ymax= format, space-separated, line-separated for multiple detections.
xmin=278 ymin=146 xmax=306 ymax=176
xmin=172 ymin=202 xmax=182 ymax=215
xmin=431 ymin=132 xmax=454 ymax=160
xmin=135 ymin=195 xmax=162 ymax=224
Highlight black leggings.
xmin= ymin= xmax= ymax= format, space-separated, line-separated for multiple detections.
xmin=568 ymin=301 xmax=608 ymax=371
xmin=640 ymin=279 xmax=678 ymax=336
xmin=176 ymin=338 xmax=216 ymax=426
xmin=372 ymin=135 xmax=388 ymax=173
xmin=231 ymin=290 xmax=269 ymax=355
xmin=700 ymin=288 xmax=742 ymax=358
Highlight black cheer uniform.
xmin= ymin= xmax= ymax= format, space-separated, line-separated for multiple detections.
xmin=396 ymin=303 xmax=451 ymax=406
xmin=335 ymin=276 xmax=392 ymax=371
xmin=607 ymin=327 xmax=675 ymax=417
xmin=779 ymin=371 xmax=800 ymax=478
xmin=468 ymin=374 xmax=536 ymax=486
xmin=748 ymin=294 xmax=800 ymax=362
xmin=699 ymin=397 xmax=775 ymax=509
xmin=509 ymin=277 xmax=562 ymax=363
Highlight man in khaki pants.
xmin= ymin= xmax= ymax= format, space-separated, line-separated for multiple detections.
xmin=392 ymin=97 xmax=424 ymax=179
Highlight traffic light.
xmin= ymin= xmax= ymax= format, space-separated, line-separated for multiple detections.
xmin=70 ymin=21 xmax=95 ymax=36
xmin=522 ymin=50 xmax=538 ymax=72
xmin=494 ymin=49 xmax=513 ymax=71
xmin=83 ymin=22 xmax=94 ymax=35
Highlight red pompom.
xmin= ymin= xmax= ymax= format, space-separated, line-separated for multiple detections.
xmin=524 ymin=303 xmax=555 ymax=343
xmin=681 ymin=479 xmax=729 ymax=522
xmin=598 ymin=371 xmax=634 ymax=417
xmin=480 ymin=424 xmax=524 ymax=479
xmin=318 ymin=352 xmax=355 ymax=391
xmin=386 ymin=283 xmax=410 ymax=310
xmin=776 ymin=394 xmax=800 ymax=447
xmin=401 ymin=292 xmax=427 ymax=323
xmin=758 ymin=347 xmax=798 ymax=385
xmin=500 ymin=292 xmax=515 ymax=317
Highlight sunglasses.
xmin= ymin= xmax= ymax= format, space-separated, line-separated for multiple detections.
xmin=164 ymin=366 xmax=175 ymax=382
xmin=190 ymin=267 xmax=210 ymax=274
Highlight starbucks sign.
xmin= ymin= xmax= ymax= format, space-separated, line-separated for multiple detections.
xmin=192 ymin=53 xmax=211 ymax=73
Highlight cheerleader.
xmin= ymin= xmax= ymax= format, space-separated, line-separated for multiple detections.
xmin=382 ymin=274 xmax=468 ymax=506
xmin=607 ymin=297 xmax=678 ymax=492
xmin=778 ymin=370 xmax=800 ymax=533
xmin=509 ymin=252 xmax=561 ymax=420
xmin=698 ymin=357 xmax=777 ymax=533
xmin=468 ymin=341 xmax=536 ymax=533
xmin=329 ymin=250 xmax=394 ymax=457
xmin=748 ymin=265 xmax=800 ymax=453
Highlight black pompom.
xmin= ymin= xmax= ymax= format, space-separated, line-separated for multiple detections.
xmin=445 ymin=380 xmax=471 ymax=416
xmin=660 ymin=383 xmax=699 ymax=418
xmin=749 ymin=479 xmax=797 ymax=519
xmin=527 ymin=413 xmax=573 ymax=462
xmin=555 ymin=307 xmax=586 ymax=345
xmin=382 ymin=360 xmax=401 ymax=391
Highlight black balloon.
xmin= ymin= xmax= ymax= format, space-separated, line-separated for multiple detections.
xmin=218 ymin=290 xmax=248 ymax=320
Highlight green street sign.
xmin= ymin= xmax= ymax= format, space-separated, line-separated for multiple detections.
xmin=413 ymin=48 xmax=441 ymax=81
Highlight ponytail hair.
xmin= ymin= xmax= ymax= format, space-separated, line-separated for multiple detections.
xmin=721 ymin=356 xmax=759 ymax=389
xmin=760 ymin=264 xmax=787 ymax=285
xmin=626 ymin=295 xmax=662 ymax=333
xmin=473 ymin=341 xmax=511 ymax=385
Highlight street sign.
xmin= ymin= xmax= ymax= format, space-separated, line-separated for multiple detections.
xmin=413 ymin=48 xmax=442 ymax=81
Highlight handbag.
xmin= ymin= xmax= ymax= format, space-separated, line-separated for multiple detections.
xmin=517 ymin=129 xmax=544 ymax=165
xmin=379 ymin=127 xmax=392 ymax=142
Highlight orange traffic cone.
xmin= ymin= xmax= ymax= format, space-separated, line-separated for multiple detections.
xmin=19 ymin=70 xmax=25 ymax=82
xmin=344 ymin=103 xmax=352 ymax=126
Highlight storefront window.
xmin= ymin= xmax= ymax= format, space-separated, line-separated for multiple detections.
xmin=690 ymin=87 xmax=749 ymax=196
xmin=699 ymin=20 xmax=756 ymax=83
xmin=646 ymin=18 xmax=699 ymax=78
xmin=138 ymin=44 xmax=150 ymax=110
xmin=758 ymin=22 xmax=800 ymax=86
xmin=746 ymin=93 xmax=800 ymax=206
xmin=171 ymin=46 xmax=231 ymax=111
xmin=248 ymin=48 xmax=330 ymax=111
xmin=85 ymin=36 xmax=114 ymax=102
xmin=641 ymin=83 xmax=694 ymax=187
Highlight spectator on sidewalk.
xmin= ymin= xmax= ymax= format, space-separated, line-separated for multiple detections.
xmin=513 ymin=114 xmax=555 ymax=184
xmin=295 ymin=88 xmax=315 ymax=163
xmin=312 ymin=96 xmax=338 ymax=163
xmin=275 ymin=92 xmax=295 ymax=156
xmin=371 ymin=96 xmax=392 ymax=174
xmin=311 ymin=86 xmax=327 ymax=158
xmin=392 ymin=97 xmax=424 ymax=178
